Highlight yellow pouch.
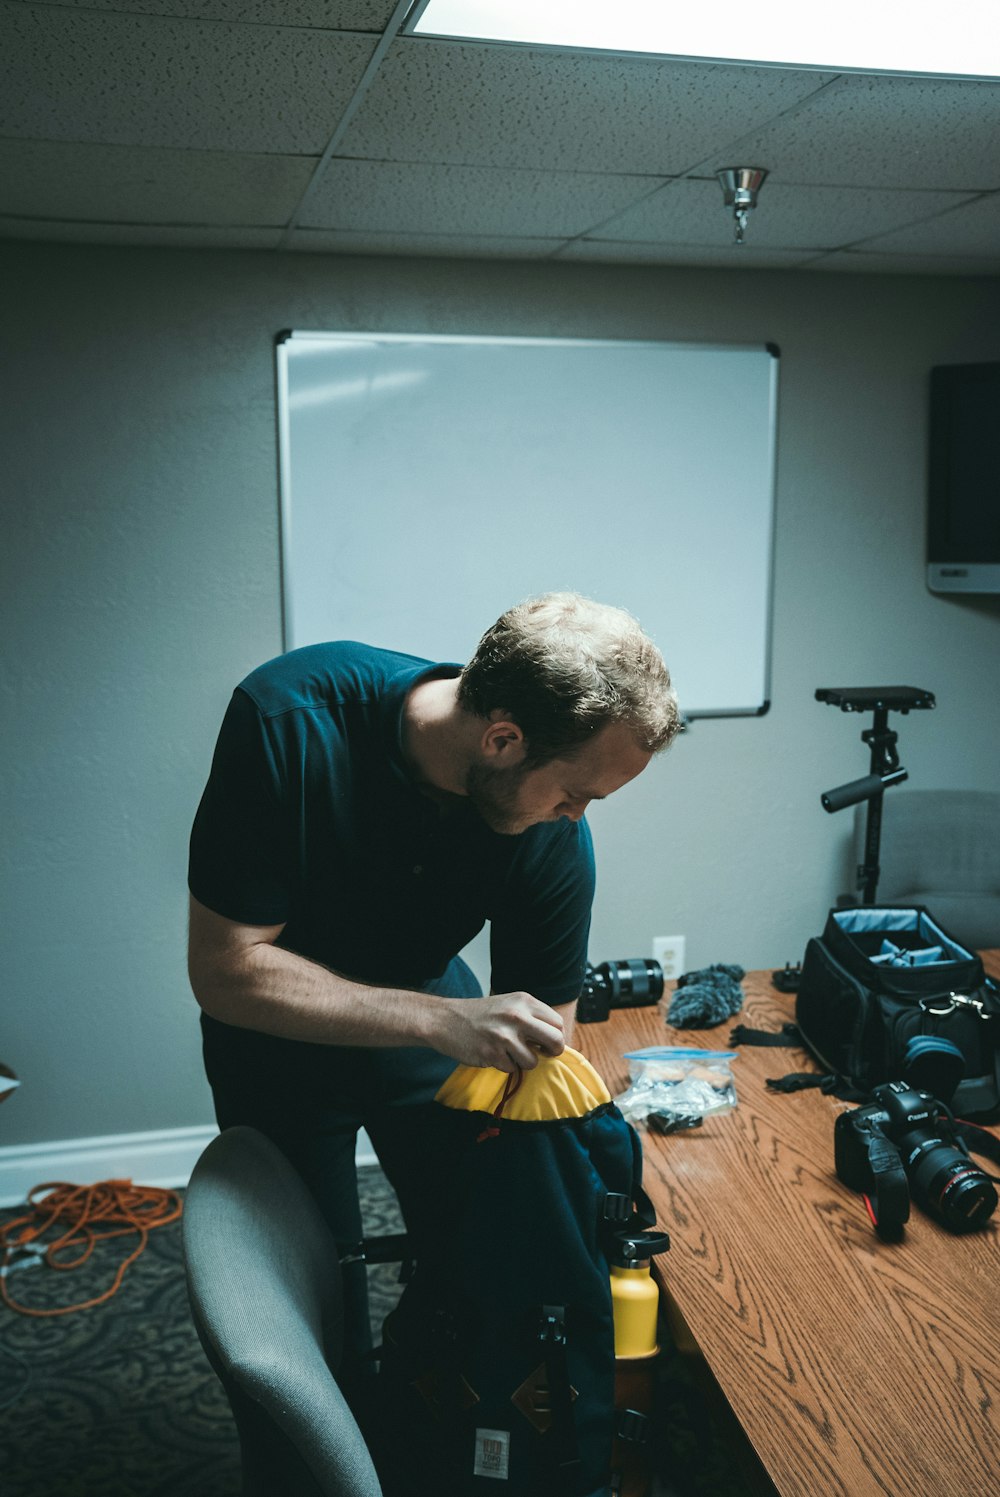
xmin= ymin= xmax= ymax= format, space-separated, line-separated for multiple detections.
xmin=435 ymin=1045 xmax=612 ymax=1122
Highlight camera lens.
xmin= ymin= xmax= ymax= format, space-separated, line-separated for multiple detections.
xmin=601 ymin=958 xmax=664 ymax=1008
xmin=907 ymin=1136 xmax=998 ymax=1232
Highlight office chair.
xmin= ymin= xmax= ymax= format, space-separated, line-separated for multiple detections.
xmin=182 ymin=1126 xmax=383 ymax=1497
xmin=852 ymin=789 xmax=1000 ymax=950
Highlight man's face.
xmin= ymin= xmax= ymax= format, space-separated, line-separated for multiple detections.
xmin=466 ymin=722 xmax=652 ymax=836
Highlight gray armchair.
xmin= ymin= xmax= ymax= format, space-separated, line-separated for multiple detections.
xmin=182 ymin=1126 xmax=383 ymax=1497
xmin=853 ymin=790 xmax=1000 ymax=950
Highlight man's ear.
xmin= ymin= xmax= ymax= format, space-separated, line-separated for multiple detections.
xmin=480 ymin=713 xmax=526 ymax=762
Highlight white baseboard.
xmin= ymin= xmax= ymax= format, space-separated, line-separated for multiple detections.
xmin=0 ymin=1125 xmax=378 ymax=1208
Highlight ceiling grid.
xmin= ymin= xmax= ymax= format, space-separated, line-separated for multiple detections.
xmin=0 ymin=0 xmax=997 ymax=273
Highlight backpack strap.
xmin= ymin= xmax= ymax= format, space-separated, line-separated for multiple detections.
xmin=603 ymin=1124 xmax=657 ymax=1237
xmin=537 ymin=1305 xmax=583 ymax=1486
xmin=626 ymin=1120 xmax=657 ymax=1229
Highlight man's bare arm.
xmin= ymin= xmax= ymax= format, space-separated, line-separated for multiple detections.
xmin=187 ymin=895 xmax=565 ymax=1072
xmin=551 ymin=999 xmax=577 ymax=1049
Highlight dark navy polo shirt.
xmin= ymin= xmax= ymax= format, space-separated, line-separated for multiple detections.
xmin=188 ymin=642 xmax=595 ymax=1006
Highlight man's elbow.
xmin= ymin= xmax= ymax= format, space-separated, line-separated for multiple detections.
xmin=186 ymin=896 xmax=281 ymax=1024
xmin=187 ymin=939 xmax=254 ymax=1025
xmin=187 ymin=948 xmax=230 ymax=1021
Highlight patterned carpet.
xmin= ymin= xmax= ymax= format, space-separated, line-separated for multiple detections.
xmin=0 ymin=1168 xmax=773 ymax=1497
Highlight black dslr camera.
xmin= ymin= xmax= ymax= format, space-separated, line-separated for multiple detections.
xmin=577 ymin=959 xmax=664 ymax=1024
xmin=834 ymin=1080 xmax=998 ymax=1239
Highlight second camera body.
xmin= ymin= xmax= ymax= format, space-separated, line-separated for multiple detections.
xmin=835 ymin=1080 xmax=997 ymax=1238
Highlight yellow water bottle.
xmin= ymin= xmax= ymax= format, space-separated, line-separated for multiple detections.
xmin=611 ymin=1230 xmax=669 ymax=1357
xmin=610 ymin=1229 xmax=670 ymax=1497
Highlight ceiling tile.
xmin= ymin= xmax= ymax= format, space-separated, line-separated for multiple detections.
xmin=590 ymin=177 xmax=979 ymax=250
xmin=302 ymin=158 xmax=665 ymax=236
xmin=0 ymin=217 xmax=283 ymax=248
xmin=339 ymin=38 xmax=836 ymax=175
xmin=724 ymin=74 xmax=1000 ymax=192
xmin=557 ymin=239 xmax=814 ymax=269
xmin=854 ymin=192 xmax=1000 ymax=256
xmin=0 ymin=137 xmax=314 ymax=224
xmin=807 ymin=248 xmax=1000 ymax=275
xmin=49 ymin=1 xmax=396 ymax=23
xmin=289 ymin=228 xmax=564 ymax=257
xmin=0 ymin=5 xmax=377 ymax=153
xmin=2 ymin=6 xmax=996 ymax=275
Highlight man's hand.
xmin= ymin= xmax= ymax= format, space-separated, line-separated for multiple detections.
xmin=432 ymin=992 xmax=566 ymax=1072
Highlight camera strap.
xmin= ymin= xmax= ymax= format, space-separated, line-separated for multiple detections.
xmin=862 ymin=1125 xmax=910 ymax=1239
xmin=954 ymin=1120 xmax=1000 ymax=1182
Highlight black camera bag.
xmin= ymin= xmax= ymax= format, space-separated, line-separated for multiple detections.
xmin=737 ymin=907 xmax=1000 ymax=1122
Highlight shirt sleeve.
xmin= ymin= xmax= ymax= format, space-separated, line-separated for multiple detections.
xmin=188 ymin=687 xmax=293 ymax=926
xmin=488 ymin=818 xmax=596 ymax=1006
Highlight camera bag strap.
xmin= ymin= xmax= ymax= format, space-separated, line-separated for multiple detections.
xmin=953 ymin=1120 xmax=1000 ymax=1181
xmin=728 ymin=1023 xmax=868 ymax=1101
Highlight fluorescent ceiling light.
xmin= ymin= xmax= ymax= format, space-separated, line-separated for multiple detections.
xmin=408 ymin=0 xmax=1000 ymax=80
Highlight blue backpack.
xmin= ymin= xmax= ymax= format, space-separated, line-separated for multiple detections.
xmin=370 ymin=1058 xmax=667 ymax=1497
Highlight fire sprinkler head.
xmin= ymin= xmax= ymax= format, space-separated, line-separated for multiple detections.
xmin=716 ymin=167 xmax=768 ymax=246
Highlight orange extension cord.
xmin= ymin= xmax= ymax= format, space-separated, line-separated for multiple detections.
xmin=0 ymin=1179 xmax=183 ymax=1317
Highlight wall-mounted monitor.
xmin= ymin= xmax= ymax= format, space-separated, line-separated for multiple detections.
xmin=927 ymin=361 xmax=1000 ymax=594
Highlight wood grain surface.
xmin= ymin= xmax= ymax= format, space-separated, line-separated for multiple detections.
xmin=578 ymin=953 xmax=1000 ymax=1497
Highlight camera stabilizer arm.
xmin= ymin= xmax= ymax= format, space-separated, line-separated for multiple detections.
xmin=816 ymin=686 xmax=935 ymax=905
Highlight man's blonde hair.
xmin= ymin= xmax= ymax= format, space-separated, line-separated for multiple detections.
xmin=457 ymin=592 xmax=680 ymax=765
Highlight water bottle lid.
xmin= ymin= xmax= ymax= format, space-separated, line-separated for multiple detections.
xmin=611 ymin=1229 xmax=671 ymax=1267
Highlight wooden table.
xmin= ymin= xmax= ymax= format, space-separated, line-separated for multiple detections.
xmin=577 ymin=953 xmax=1000 ymax=1497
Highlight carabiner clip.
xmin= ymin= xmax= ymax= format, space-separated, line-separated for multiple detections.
xmin=920 ymin=991 xmax=990 ymax=1019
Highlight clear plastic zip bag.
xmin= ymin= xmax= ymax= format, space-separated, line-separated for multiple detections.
xmin=615 ymin=1047 xmax=738 ymax=1129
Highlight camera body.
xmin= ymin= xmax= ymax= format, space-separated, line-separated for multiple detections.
xmin=577 ymin=959 xmax=664 ymax=1024
xmin=835 ymin=1080 xmax=997 ymax=1236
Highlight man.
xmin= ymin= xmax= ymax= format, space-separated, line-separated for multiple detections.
xmin=187 ymin=591 xmax=679 ymax=1369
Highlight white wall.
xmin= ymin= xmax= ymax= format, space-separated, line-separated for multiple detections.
xmin=2 ymin=240 xmax=998 ymax=1150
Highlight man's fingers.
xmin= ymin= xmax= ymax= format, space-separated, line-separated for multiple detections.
xmin=443 ymin=991 xmax=568 ymax=1070
xmin=501 ymin=1013 xmax=565 ymax=1069
xmin=503 ymin=1042 xmax=538 ymax=1072
xmin=525 ymin=1008 xmax=566 ymax=1056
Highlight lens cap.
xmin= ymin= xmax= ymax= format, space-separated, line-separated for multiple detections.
xmin=902 ymin=1036 xmax=965 ymax=1102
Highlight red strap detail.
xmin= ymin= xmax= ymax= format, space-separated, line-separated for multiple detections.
xmin=475 ymin=1067 xmax=525 ymax=1143
xmin=494 ymin=1067 xmax=524 ymax=1120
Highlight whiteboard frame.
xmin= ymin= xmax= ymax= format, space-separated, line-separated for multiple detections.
xmin=275 ymin=329 xmax=780 ymax=720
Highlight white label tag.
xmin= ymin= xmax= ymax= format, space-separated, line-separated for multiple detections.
xmin=473 ymin=1427 xmax=510 ymax=1480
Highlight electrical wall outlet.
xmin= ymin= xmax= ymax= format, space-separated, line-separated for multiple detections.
xmin=653 ymin=935 xmax=686 ymax=980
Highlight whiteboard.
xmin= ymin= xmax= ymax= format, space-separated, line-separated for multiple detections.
xmin=276 ymin=332 xmax=779 ymax=718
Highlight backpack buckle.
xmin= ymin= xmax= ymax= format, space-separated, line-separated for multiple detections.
xmin=538 ymin=1305 xmax=567 ymax=1347
xmin=603 ymin=1193 xmax=631 ymax=1222
xmin=616 ymin=1408 xmax=651 ymax=1444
